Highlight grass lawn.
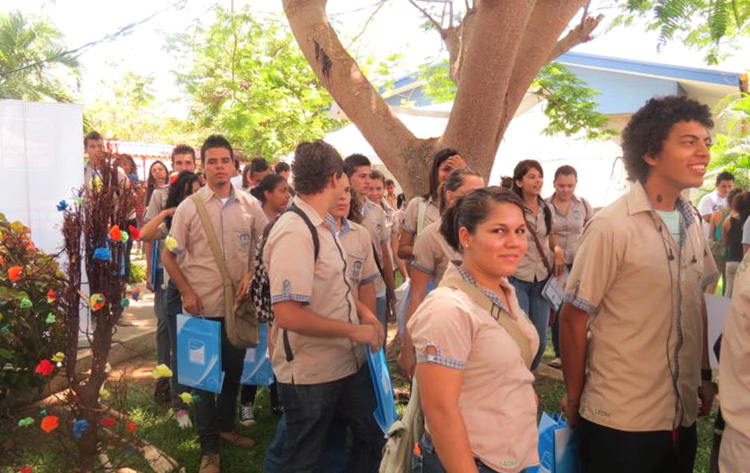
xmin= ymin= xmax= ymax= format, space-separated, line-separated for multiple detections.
xmin=1 ymin=340 xmax=719 ymax=473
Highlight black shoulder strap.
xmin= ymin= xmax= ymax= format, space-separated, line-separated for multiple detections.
xmin=288 ymin=204 xmax=320 ymax=261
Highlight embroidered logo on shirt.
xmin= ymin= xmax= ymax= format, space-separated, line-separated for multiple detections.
xmin=352 ymin=260 xmax=363 ymax=280
xmin=239 ymin=233 xmax=251 ymax=248
xmin=282 ymin=280 xmax=292 ymax=297
xmin=573 ymin=209 xmax=581 ymax=220
xmin=376 ymin=224 xmax=383 ymax=236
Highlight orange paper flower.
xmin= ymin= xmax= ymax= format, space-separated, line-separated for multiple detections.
xmin=8 ymin=266 xmax=22 ymax=282
xmin=34 ymin=359 xmax=55 ymax=376
xmin=109 ymin=225 xmax=122 ymax=242
xmin=40 ymin=415 xmax=59 ymax=433
xmin=127 ymin=421 xmax=137 ymax=433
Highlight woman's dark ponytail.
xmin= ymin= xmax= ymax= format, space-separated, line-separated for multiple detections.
xmin=440 ymin=200 xmax=463 ymax=251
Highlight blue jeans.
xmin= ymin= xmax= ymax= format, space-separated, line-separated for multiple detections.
xmin=193 ymin=317 xmax=245 ymax=454
xmin=277 ymin=365 xmax=384 ymax=472
xmin=165 ymin=281 xmax=190 ymax=404
xmin=376 ymin=295 xmax=387 ymax=328
xmin=413 ymin=434 xmax=514 ymax=473
xmin=510 ymin=277 xmax=551 ymax=370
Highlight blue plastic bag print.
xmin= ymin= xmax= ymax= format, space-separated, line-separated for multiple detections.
xmin=177 ymin=314 xmax=224 ymax=393
xmin=240 ymin=323 xmax=274 ymax=386
xmin=528 ymin=412 xmax=582 ymax=473
xmin=365 ymin=346 xmax=398 ymax=434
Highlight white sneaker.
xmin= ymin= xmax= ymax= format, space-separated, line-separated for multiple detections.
xmin=175 ymin=408 xmax=192 ymax=429
xmin=239 ymin=403 xmax=255 ymax=427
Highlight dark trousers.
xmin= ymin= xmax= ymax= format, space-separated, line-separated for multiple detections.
xmin=193 ymin=317 xmax=245 ymax=454
xmin=278 ymin=365 xmax=385 ymax=473
xmin=240 ymin=381 xmax=280 ymax=409
xmin=165 ymin=281 xmax=189 ymax=403
xmin=579 ymin=417 xmax=697 ymax=473
xmin=153 ymin=271 xmax=169 ymax=366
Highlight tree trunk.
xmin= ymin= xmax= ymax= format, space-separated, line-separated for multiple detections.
xmin=283 ymin=0 xmax=602 ymax=197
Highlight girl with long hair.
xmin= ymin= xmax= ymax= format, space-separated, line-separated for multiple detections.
xmin=510 ymin=160 xmax=564 ymax=370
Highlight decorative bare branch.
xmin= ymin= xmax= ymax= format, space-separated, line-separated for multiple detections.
xmin=548 ymin=14 xmax=604 ymax=62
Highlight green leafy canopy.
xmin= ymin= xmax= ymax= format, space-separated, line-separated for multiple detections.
xmin=167 ymin=6 xmax=343 ymax=159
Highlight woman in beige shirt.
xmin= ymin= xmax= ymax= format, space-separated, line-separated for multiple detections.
xmin=398 ymin=148 xmax=466 ymax=259
xmin=409 ymin=187 xmax=540 ymax=473
xmin=398 ymin=167 xmax=485 ymax=378
xmin=510 ymin=159 xmax=564 ymax=370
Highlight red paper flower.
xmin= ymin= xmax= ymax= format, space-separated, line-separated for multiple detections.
xmin=109 ymin=225 xmax=122 ymax=242
xmin=20 ymin=468 xmax=32 ymax=473
xmin=40 ymin=415 xmax=58 ymax=433
xmin=46 ymin=289 xmax=57 ymax=302
xmin=99 ymin=417 xmax=116 ymax=428
xmin=34 ymin=359 xmax=55 ymax=376
xmin=126 ymin=421 xmax=137 ymax=433
xmin=169 ymin=171 xmax=180 ymax=185
xmin=8 ymin=266 xmax=22 ymax=282
xmin=128 ymin=225 xmax=140 ymax=241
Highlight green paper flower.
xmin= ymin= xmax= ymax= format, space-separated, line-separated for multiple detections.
xmin=45 ymin=313 xmax=56 ymax=324
xmin=19 ymin=298 xmax=32 ymax=309
xmin=18 ymin=417 xmax=34 ymax=427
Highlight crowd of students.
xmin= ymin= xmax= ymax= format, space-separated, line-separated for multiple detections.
xmin=81 ymin=94 xmax=750 ymax=473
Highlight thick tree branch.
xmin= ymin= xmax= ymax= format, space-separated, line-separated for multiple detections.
xmin=496 ymin=0 xmax=598 ymax=150
xmin=441 ymin=0 xmax=537 ymax=171
xmin=547 ymin=14 xmax=604 ymax=62
xmin=282 ymin=0 xmax=420 ymax=184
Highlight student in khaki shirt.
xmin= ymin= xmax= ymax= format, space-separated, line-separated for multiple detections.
xmin=410 ymin=187 xmax=539 ymax=473
xmin=398 ymin=148 xmax=466 ymax=260
xmin=331 ymin=186 xmax=380 ymax=313
xmin=344 ymin=154 xmax=395 ymax=327
xmin=719 ymin=251 xmax=750 ymax=472
xmin=560 ymin=96 xmax=718 ymax=473
xmin=399 ymin=167 xmax=485 ymax=379
xmin=263 ymin=140 xmax=385 ymax=472
xmin=510 ymin=159 xmax=565 ymax=370
xmin=162 ymin=135 xmax=267 ymax=473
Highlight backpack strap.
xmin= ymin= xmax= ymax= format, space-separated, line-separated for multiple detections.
xmin=439 ymin=275 xmax=534 ymax=369
xmin=191 ymin=194 xmax=235 ymax=317
xmin=276 ymin=203 xmax=320 ymax=363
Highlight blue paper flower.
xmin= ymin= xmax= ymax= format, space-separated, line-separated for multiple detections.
xmin=93 ymin=246 xmax=112 ymax=261
xmin=56 ymin=200 xmax=68 ymax=212
xmin=73 ymin=419 xmax=89 ymax=440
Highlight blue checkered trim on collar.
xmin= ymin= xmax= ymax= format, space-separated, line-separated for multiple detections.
xmin=455 ymin=265 xmax=510 ymax=313
xmin=675 ymin=198 xmax=697 ymax=247
xmin=339 ymin=217 xmax=352 ymax=236
xmin=325 ymin=213 xmax=337 ymax=233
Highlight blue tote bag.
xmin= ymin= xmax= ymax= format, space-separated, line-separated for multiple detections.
xmin=176 ymin=313 xmax=224 ymax=393
xmin=529 ymin=412 xmax=582 ymax=473
xmin=240 ymin=322 xmax=274 ymax=386
xmin=366 ymin=346 xmax=398 ymax=434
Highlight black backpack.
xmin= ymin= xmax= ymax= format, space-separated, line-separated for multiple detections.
xmin=250 ymin=204 xmax=319 ymax=362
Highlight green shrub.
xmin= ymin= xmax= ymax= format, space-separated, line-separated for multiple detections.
xmin=0 ymin=213 xmax=65 ymax=409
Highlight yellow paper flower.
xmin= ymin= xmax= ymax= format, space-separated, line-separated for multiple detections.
xmin=91 ymin=176 xmax=103 ymax=191
xmin=179 ymin=392 xmax=193 ymax=405
xmin=151 ymin=364 xmax=173 ymax=379
xmin=165 ymin=236 xmax=178 ymax=252
xmin=99 ymin=387 xmax=110 ymax=400
xmin=51 ymin=352 xmax=65 ymax=363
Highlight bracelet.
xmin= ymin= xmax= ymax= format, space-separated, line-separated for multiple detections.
xmin=701 ymin=369 xmax=713 ymax=382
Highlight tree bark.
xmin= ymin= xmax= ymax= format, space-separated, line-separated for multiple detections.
xmin=440 ymin=0 xmax=537 ymax=178
xmin=283 ymin=0 xmax=602 ymax=196
xmin=283 ymin=0 xmax=431 ymax=194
